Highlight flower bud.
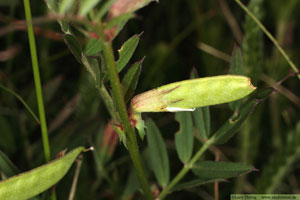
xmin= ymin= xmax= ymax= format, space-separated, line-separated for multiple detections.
xmin=130 ymin=75 xmax=256 ymax=113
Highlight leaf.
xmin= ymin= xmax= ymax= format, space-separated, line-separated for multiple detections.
xmin=242 ymin=0 xmax=263 ymax=84
xmin=79 ymin=0 xmax=102 ymax=16
xmin=189 ymin=68 xmax=211 ymax=139
xmin=58 ymin=19 xmax=70 ymax=33
xmin=172 ymin=178 xmax=225 ymax=192
xmin=116 ymin=34 xmax=141 ymax=73
xmin=0 ymin=117 xmax=16 ymax=153
xmin=146 ymin=119 xmax=170 ymax=186
xmin=192 ymin=161 xmax=255 ymax=179
xmin=229 ymin=45 xmax=245 ymax=111
xmin=84 ymin=39 xmax=103 ymax=56
xmin=214 ymin=87 xmax=274 ymax=145
xmin=44 ymin=0 xmax=56 ymax=11
xmin=175 ymin=112 xmax=194 ymax=163
xmin=229 ymin=45 xmax=244 ymax=75
xmin=131 ymin=112 xmax=145 ymax=140
xmin=76 ymin=72 xmax=100 ymax=120
xmin=0 ymin=151 xmax=20 ymax=178
xmin=96 ymin=0 xmax=116 ymax=20
xmin=192 ymin=107 xmax=210 ymax=139
xmin=121 ymin=58 xmax=143 ymax=103
xmin=81 ymin=54 xmax=100 ymax=87
xmin=64 ymin=34 xmax=82 ymax=63
xmin=123 ymin=167 xmax=139 ymax=198
xmin=58 ymin=0 xmax=76 ymax=14
xmin=256 ymin=122 xmax=300 ymax=193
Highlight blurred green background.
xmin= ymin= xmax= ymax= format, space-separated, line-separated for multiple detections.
xmin=0 ymin=0 xmax=300 ymax=199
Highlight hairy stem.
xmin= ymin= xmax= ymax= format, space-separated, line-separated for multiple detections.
xmin=102 ymin=42 xmax=153 ymax=200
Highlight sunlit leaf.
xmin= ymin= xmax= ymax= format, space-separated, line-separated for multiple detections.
xmin=116 ymin=33 xmax=141 ymax=72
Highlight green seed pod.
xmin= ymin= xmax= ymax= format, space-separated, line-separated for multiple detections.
xmin=0 ymin=147 xmax=87 ymax=200
xmin=131 ymin=75 xmax=256 ymax=113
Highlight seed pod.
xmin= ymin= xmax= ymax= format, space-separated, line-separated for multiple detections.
xmin=0 ymin=147 xmax=87 ymax=200
xmin=131 ymin=75 xmax=256 ymax=113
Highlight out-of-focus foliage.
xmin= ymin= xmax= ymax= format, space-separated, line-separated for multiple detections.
xmin=0 ymin=0 xmax=299 ymax=199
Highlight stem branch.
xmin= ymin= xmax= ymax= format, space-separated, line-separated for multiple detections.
xmin=159 ymin=137 xmax=215 ymax=199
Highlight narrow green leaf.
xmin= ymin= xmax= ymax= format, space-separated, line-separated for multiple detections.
xmin=214 ymin=87 xmax=274 ymax=145
xmin=116 ymin=34 xmax=141 ymax=72
xmin=121 ymin=58 xmax=143 ymax=103
xmin=58 ymin=0 xmax=76 ymax=14
xmin=229 ymin=46 xmax=245 ymax=111
xmin=44 ymin=0 xmax=56 ymax=11
xmin=192 ymin=107 xmax=210 ymax=139
xmin=0 ymin=151 xmax=20 ymax=178
xmin=175 ymin=112 xmax=194 ymax=163
xmin=172 ymin=178 xmax=225 ymax=192
xmin=82 ymin=54 xmax=100 ymax=87
xmin=146 ymin=119 xmax=170 ymax=186
xmin=229 ymin=45 xmax=244 ymax=75
xmin=84 ymin=39 xmax=103 ymax=56
xmin=192 ymin=161 xmax=255 ymax=179
xmin=96 ymin=0 xmax=116 ymax=20
xmin=64 ymin=34 xmax=82 ymax=63
xmin=79 ymin=0 xmax=102 ymax=16
xmin=242 ymin=0 xmax=263 ymax=84
xmin=59 ymin=19 xmax=70 ymax=33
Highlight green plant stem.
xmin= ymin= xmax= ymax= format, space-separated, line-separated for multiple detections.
xmin=102 ymin=42 xmax=153 ymax=200
xmin=159 ymin=137 xmax=215 ymax=199
xmin=235 ymin=0 xmax=300 ymax=80
xmin=23 ymin=0 xmax=51 ymax=162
